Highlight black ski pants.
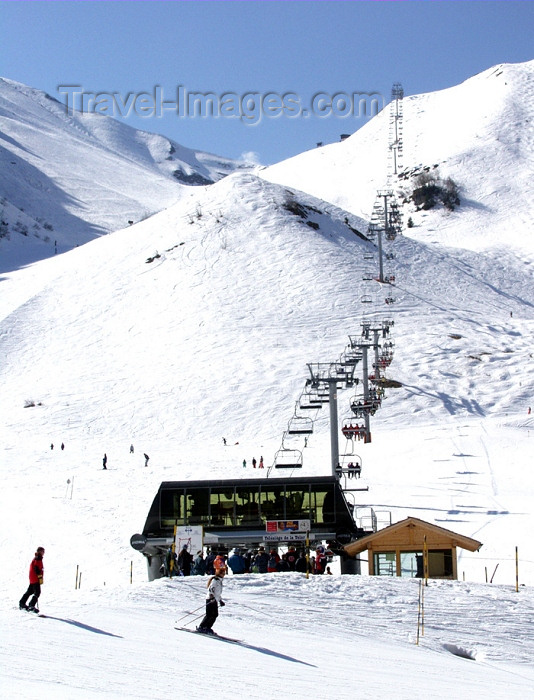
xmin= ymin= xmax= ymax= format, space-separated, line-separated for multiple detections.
xmin=199 ymin=599 xmax=218 ymax=630
xmin=20 ymin=582 xmax=41 ymax=608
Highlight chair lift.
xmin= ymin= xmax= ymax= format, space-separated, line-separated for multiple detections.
xmin=361 ymin=295 xmax=373 ymax=304
xmin=349 ymin=397 xmax=378 ymax=417
xmin=341 ymin=417 xmax=368 ymax=441
xmin=287 ymin=416 xmax=314 ymax=435
xmin=274 ymin=448 xmax=303 ymax=469
xmin=299 ymin=391 xmax=322 ymax=410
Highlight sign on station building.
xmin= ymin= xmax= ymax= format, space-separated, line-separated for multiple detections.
xmin=175 ymin=525 xmax=203 ymax=554
xmin=265 ymin=520 xmax=310 ymax=542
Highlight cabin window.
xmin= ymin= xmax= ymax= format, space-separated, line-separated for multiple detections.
xmin=374 ymin=552 xmax=396 ymax=576
xmin=400 ymin=550 xmax=453 ymax=578
xmin=374 ymin=550 xmax=454 ymax=578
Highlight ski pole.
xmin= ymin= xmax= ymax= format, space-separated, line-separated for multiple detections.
xmin=175 ymin=605 xmax=204 ymax=624
xmin=182 ymin=612 xmax=205 ymax=628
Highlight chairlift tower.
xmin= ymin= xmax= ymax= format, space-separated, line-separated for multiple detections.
xmin=388 ymin=83 xmax=404 ymax=183
xmin=368 ymin=190 xmax=401 ymax=283
xmin=307 ymin=362 xmax=357 ymax=479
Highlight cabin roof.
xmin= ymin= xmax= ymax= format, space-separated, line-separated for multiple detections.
xmin=344 ymin=516 xmax=483 ymax=556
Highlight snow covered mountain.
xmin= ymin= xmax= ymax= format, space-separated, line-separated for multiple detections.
xmin=0 ymin=78 xmax=247 ymax=271
xmin=262 ymin=60 xmax=534 ymax=254
xmin=1 ymin=61 xmax=534 ymax=698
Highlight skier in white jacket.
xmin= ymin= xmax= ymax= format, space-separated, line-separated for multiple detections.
xmin=197 ymin=567 xmax=226 ymax=635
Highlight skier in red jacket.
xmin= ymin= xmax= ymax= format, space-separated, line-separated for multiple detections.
xmin=19 ymin=547 xmax=45 ymax=613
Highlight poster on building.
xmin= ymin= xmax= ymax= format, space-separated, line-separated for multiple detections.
xmin=266 ymin=520 xmax=310 ymax=533
xmin=175 ymin=525 xmax=203 ymax=555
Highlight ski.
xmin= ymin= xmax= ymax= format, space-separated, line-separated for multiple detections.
xmin=19 ymin=608 xmax=47 ymax=617
xmin=174 ymin=626 xmax=242 ymax=644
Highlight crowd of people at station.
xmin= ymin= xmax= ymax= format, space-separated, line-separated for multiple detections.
xmin=163 ymin=544 xmax=333 ymax=577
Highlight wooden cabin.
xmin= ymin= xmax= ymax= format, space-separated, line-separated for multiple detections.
xmin=344 ymin=516 xmax=482 ymax=580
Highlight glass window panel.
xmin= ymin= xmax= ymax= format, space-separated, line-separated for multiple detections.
xmin=160 ymin=489 xmax=185 ymax=527
xmin=186 ymin=488 xmax=210 ymax=525
xmin=210 ymin=487 xmax=236 ymax=526
xmin=259 ymin=486 xmax=285 ymax=522
xmin=400 ymin=551 xmax=423 ymax=578
xmin=286 ymin=487 xmax=310 ymax=519
xmin=374 ymin=552 xmax=396 ymax=576
xmin=235 ymin=486 xmax=261 ymax=526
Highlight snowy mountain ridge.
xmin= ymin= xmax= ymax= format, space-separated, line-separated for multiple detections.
xmin=0 ymin=77 xmax=248 ymax=271
xmin=262 ymin=59 xmax=534 ymax=254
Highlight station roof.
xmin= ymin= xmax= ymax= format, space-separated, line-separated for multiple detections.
xmin=344 ymin=516 xmax=483 ymax=556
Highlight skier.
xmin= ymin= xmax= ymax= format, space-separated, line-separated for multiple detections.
xmin=242 ymin=459 xmax=246 ymax=469
xmin=259 ymin=456 xmax=264 ymax=469
xmin=19 ymin=547 xmax=45 ymax=612
xmin=102 ymin=454 xmax=108 ymax=470
xmin=252 ymin=457 xmax=257 ymax=468
xmin=144 ymin=453 xmax=149 ymax=467
xmin=222 ymin=437 xmax=227 ymax=446
xmin=130 ymin=444 xmax=134 ymax=454
xmin=197 ymin=566 xmax=226 ymax=635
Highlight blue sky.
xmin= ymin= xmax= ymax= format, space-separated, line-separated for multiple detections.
xmin=3 ymin=1 xmax=533 ymax=165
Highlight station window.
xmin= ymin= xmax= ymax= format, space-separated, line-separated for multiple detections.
xmin=235 ymin=486 xmax=261 ymax=526
xmin=259 ymin=485 xmax=285 ymax=521
xmin=210 ymin=487 xmax=236 ymax=526
xmin=160 ymin=489 xmax=186 ymax=527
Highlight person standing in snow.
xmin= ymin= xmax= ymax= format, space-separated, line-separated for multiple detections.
xmin=178 ymin=544 xmax=194 ymax=576
xmin=242 ymin=458 xmax=246 ymax=468
xmin=252 ymin=457 xmax=257 ymax=468
xmin=144 ymin=453 xmax=149 ymax=467
xmin=102 ymin=454 xmax=108 ymax=469
xmin=267 ymin=549 xmax=280 ymax=572
xmin=253 ymin=547 xmax=269 ymax=573
xmin=205 ymin=548 xmax=217 ymax=575
xmin=197 ymin=566 xmax=226 ymax=635
xmin=259 ymin=456 xmax=264 ymax=468
xmin=130 ymin=444 xmax=134 ymax=454
xmin=19 ymin=547 xmax=45 ymax=612
xmin=192 ymin=550 xmax=207 ymax=576
xmin=227 ymin=548 xmax=246 ymax=574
